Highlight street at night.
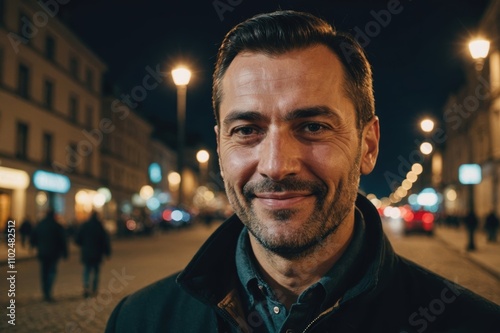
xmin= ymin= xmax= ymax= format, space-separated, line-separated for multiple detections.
xmin=1 ymin=221 xmax=499 ymax=332
xmin=2 ymin=0 xmax=500 ymax=331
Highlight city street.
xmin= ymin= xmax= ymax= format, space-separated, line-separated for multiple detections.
xmin=1 ymin=220 xmax=499 ymax=332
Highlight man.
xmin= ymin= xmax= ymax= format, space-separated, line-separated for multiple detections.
xmin=106 ymin=11 xmax=500 ymax=332
xmin=75 ymin=211 xmax=111 ymax=298
xmin=484 ymin=211 xmax=499 ymax=243
xmin=30 ymin=209 xmax=68 ymax=302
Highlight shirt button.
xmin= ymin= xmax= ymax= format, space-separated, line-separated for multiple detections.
xmin=273 ymin=306 xmax=280 ymax=314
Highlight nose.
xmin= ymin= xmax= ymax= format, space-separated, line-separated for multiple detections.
xmin=257 ymin=130 xmax=301 ymax=181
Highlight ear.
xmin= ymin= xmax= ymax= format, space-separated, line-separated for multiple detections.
xmin=360 ymin=116 xmax=380 ymax=175
xmin=214 ymin=125 xmax=224 ymax=178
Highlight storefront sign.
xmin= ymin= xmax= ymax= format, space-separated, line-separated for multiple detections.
xmin=0 ymin=166 xmax=30 ymax=189
xmin=33 ymin=170 xmax=70 ymax=193
xmin=149 ymin=163 xmax=162 ymax=183
xmin=458 ymin=164 xmax=482 ymax=185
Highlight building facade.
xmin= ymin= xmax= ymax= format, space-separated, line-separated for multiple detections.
xmin=0 ymin=0 xmax=107 ymax=227
xmin=441 ymin=0 xmax=500 ymax=220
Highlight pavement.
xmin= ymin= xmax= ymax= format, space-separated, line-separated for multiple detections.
xmin=432 ymin=224 xmax=500 ymax=280
xmin=1 ymin=224 xmax=499 ymax=280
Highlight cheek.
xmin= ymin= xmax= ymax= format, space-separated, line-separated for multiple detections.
xmin=219 ymin=144 xmax=257 ymax=185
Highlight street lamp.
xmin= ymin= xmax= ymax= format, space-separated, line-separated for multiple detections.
xmin=196 ymin=149 xmax=210 ymax=185
xmin=171 ymin=66 xmax=191 ymax=208
xmin=468 ymin=38 xmax=490 ymax=71
xmin=465 ymin=38 xmax=490 ymax=215
xmin=420 ymin=118 xmax=435 ymax=133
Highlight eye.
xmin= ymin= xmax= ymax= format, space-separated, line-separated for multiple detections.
xmin=232 ymin=126 xmax=258 ymax=136
xmin=303 ymin=123 xmax=326 ymax=133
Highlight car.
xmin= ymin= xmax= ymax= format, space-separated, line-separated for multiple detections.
xmin=403 ymin=209 xmax=434 ymax=235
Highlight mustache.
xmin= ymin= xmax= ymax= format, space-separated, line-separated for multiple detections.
xmin=242 ymin=178 xmax=327 ymax=199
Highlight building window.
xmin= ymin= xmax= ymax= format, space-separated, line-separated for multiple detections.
xmin=0 ymin=0 xmax=5 ymax=26
xmin=85 ymin=105 xmax=93 ymax=128
xmin=17 ymin=64 xmax=30 ymax=98
xmin=0 ymin=47 xmax=3 ymax=84
xmin=69 ymin=142 xmax=78 ymax=172
xmin=43 ymin=79 xmax=54 ymax=110
xmin=18 ymin=12 xmax=32 ymax=44
xmin=16 ymin=122 xmax=29 ymax=159
xmin=45 ymin=35 xmax=55 ymax=61
xmin=69 ymin=56 xmax=79 ymax=79
xmin=101 ymin=161 xmax=110 ymax=184
xmin=69 ymin=95 xmax=78 ymax=123
xmin=42 ymin=132 xmax=53 ymax=166
xmin=85 ymin=68 xmax=93 ymax=91
xmin=85 ymin=151 xmax=92 ymax=175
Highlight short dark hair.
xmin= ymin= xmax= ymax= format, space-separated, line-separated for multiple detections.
xmin=212 ymin=10 xmax=375 ymax=130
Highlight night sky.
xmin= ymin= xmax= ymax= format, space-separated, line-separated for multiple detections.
xmin=57 ymin=0 xmax=490 ymax=198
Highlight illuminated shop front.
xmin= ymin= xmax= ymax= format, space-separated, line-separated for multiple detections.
xmin=33 ymin=170 xmax=70 ymax=219
xmin=0 ymin=166 xmax=30 ymax=230
xmin=74 ymin=187 xmax=112 ymax=223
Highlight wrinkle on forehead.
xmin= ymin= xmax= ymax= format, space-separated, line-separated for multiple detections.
xmin=222 ymin=46 xmax=345 ymax=98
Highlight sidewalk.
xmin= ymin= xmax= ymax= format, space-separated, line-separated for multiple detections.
xmin=0 ymin=241 xmax=79 ymax=265
xmin=434 ymin=225 xmax=500 ymax=280
xmin=2 ymin=225 xmax=500 ymax=280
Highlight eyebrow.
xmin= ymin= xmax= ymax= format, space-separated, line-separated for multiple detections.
xmin=222 ymin=105 xmax=342 ymax=127
xmin=222 ymin=110 xmax=266 ymax=127
xmin=283 ymin=106 xmax=342 ymax=122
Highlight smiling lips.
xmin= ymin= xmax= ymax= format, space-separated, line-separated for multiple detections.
xmin=254 ymin=192 xmax=313 ymax=209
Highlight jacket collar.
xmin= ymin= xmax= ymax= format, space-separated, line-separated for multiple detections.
xmin=176 ymin=193 xmax=398 ymax=311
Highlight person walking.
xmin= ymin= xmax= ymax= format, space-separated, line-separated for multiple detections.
xmin=30 ymin=209 xmax=68 ymax=302
xmin=75 ymin=211 xmax=111 ymax=298
xmin=19 ymin=216 xmax=33 ymax=249
xmin=485 ymin=211 xmax=499 ymax=243
xmin=464 ymin=211 xmax=479 ymax=251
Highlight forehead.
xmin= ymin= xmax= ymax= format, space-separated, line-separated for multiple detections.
xmin=220 ymin=45 xmax=353 ymax=119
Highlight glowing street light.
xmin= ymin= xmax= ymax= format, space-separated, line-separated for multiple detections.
xmin=420 ymin=118 xmax=435 ymax=133
xmin=171 ymin=66 xmax=192 ymax=208
xmin=420 ymin=142 xmax=433 ymax=155
xmin=196 ymin=149 xmax=210 ymax=185
xmin=468 ymin=38 xmax=490 ymax=71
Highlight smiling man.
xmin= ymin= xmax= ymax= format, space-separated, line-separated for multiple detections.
xmin=106 ymin=11 xmax=500 ymax=333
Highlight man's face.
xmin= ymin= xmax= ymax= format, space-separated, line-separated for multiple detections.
xmin=215 ymin=45 xmax=379 ymax=257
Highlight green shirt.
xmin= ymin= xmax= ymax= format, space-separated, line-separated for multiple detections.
xmin=235 ymin=208 xmax=368 ymax=333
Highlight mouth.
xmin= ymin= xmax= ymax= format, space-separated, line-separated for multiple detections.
xmin=254 ymin=192 xmax=313 ymax=210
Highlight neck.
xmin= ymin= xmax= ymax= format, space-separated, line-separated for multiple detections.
xmin=249 ymin=211 xmax=355 ymax=309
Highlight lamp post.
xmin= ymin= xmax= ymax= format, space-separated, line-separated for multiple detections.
xmin=196 ymin=149 xmax=210 ymax=185
xmin=171 ymin=67 xmax=191 ymax=208
xmin=466 ymin=38 xmax=490 ymax=215
xmin=468 ymin=38 xmax=490 ymax=71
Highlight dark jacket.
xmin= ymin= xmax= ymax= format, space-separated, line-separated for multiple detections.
xmin=75 ymin=215 xmax=111 ymax=264
xmin=106 ymin=195 xmax=500 ymax=332
xmin=30 ymin=214 xmax=68 ymax=261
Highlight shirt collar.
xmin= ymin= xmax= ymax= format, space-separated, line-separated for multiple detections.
xmin=235 ymin=207 xmax=367 ymax=307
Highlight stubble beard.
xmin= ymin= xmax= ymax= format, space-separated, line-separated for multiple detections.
xmin=224 ymin=147 xmax=362 ymax=259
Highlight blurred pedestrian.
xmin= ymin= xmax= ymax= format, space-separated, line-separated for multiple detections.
xmin=19 ymin=215 xmax=33 ymax=249
xmin=485 ymin=211 xmax=499 ymax=243
xmin=30 ymin=209 xmax=68 ymax=302
xmin=464 ymin=211 xmax=478 ymax=251
xmin=75 ymin=211 xmax=111 ymax=298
